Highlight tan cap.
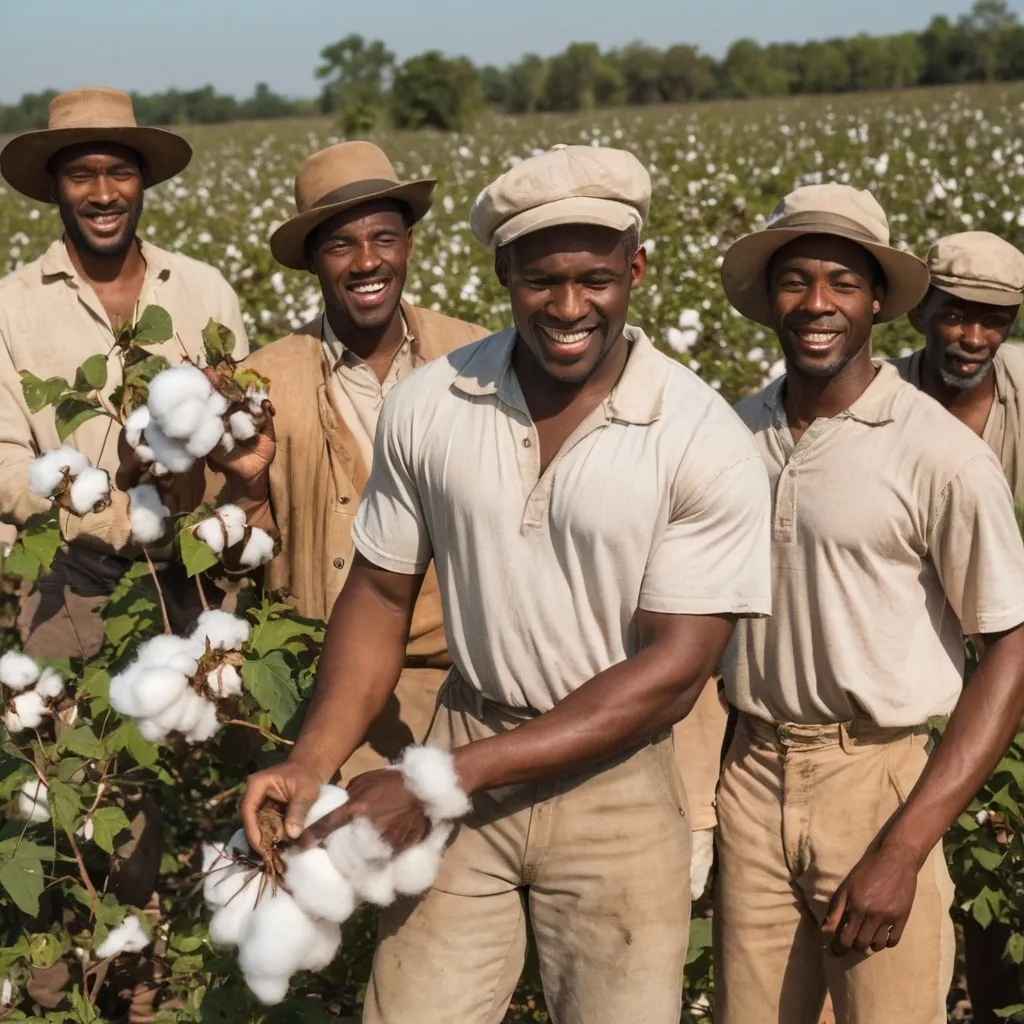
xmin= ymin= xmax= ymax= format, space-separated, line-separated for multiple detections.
xmin=470 ymin=144 xmax=650 ymax=251
xmin=721 ymin=183 xmax=930 ymax=326
xmin=926 ymin=231 xmax=1024 ymax=307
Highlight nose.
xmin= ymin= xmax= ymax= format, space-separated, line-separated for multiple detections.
xmin=546 ymin=283 xmax=590 ymax=325
xmin=958 ymin=320 xmax=986 ymax=353
xmin=799 ymin=279 xmax=837 ymax=317
xmin=353 ymin=241 xmax=383 ymax=274
xmin=89 ymin=173 xmax=119 ymax=207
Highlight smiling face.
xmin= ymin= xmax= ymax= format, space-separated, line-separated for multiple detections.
xmin=767 ymin=234 xmax=884 ymax=380
xmin=911 ymin=287 xmax=1019 ymax=391
xmin=306 ymin=200 xmax=412 ymax=335
xmin=49 ymin=142 xmax=145 ymax=258
xmin=498 ymin=223 xmax=645 ymax=386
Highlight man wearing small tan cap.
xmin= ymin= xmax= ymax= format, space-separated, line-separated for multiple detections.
xmin=716 ymin=184 xmax=1024 ymax=1024
xmin=0 ymin=86 xmax=248 ymax=659
xmin=242 ymin=144 xmax=772 ymax=1022
xmin=212 ymin=141 xmax=487 ymax=778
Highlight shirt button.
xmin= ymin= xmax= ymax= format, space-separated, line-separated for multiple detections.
xmin=523 ymin=438 xmax=532 ymax=448
xmin=333 ymin=557 xmax=345 ymax=569
xmin=338 ymin=495 xmax=350 ymax=505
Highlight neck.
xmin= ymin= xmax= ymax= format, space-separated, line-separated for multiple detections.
xmin=783 ymin=346 xmax=877 ymax=431
xmin=325 ymin=304 xmax=406 ymax=365
xmin=919 ymin=348 xmax=996 ymax=423
xmin=63 ymin=233 xmax=144 ymax=286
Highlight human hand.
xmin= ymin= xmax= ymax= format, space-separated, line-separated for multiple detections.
xmin=240 ymin=757 xmax=323 ymax=857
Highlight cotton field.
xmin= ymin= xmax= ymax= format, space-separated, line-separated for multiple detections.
xmin=3 ymin=84 xmax=1024 ymax=404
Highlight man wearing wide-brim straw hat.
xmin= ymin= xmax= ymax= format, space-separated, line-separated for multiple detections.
xmin=211 ymin=140 xmax=487 ymax=779
xmin=0 ymin=86 xmax=248 ymax=660
xmin=715 ymin=182 xmax=1024 ymax=1024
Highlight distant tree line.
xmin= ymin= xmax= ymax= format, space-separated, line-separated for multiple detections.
xmin=1 ymin=0 xmax=1022 ymax=135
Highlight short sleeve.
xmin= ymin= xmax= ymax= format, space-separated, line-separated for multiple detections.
xmin=639 ymin=454 xmax=772 ymax=616
xmin=929 ymin=452 xmax=1024 ymax=635
xmin=350 ymin=386 xmax=433 ymax=575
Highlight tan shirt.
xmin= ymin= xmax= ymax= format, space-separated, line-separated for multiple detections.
xmin=893 ymin=344 xmax=1024 ymax=504
xmin=0 ymin=238 xmax=248 ymax=549
xmin=723 ymin=361 xmax=1024 ymax=728
xmin=352 ymin=325 xmax=773 ymax=712
xmin=321 ymin=312 xmax=414 ymax=471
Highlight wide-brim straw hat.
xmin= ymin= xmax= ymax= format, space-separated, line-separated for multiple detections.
xmin=721 ymin=183 xmax=930 ymax=327
xmin=270 ymin=141 xmax=436 ymax=270
xmin=0 ymin=87 xmax=192 ymax=204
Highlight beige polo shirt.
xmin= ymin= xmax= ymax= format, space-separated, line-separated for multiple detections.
xmin=0 ymin=237 xmax=248 ymax=549
xmin=352 ymin=325 xmax=772 ymax=712
xmin=723 ymin=361 xmax=1024 ymax=728
xmin=321 ymin=312 xmax=415 ymax=472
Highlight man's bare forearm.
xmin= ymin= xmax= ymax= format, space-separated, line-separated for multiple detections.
xmin=883 ymin=625 xmax=1024 ymax=866
xmin=454 ymin=611 xmax=735 ymax=796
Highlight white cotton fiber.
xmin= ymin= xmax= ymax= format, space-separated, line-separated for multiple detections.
xmin=95 ymin=915 xmax=151 ymax=958
xmin=391 ymin=823 xmax=453 ymax=897
xmin=305 ymin=784 xmax=350 ymax=827
xmin=162 ymin=689 xmax=209 ymax=737
xmin=240 ymin=528 xmax=275 ymax=568
xmin=208 ymin=873 xmax=262 ymax=947
xmin=136 ymin=634 xmax=202 ymax=674
xmin=123 ymin=406 xmax=151 ymax=448
xmin=299 ymin=917 xmax=343 ymax=972
xmin=131 ymin=666 xmax=190 ymax=718
xmin=282 ymin=847 xmax=357 ymax=924
xmin=690 ymin=827 xmax=715 ymax=901
xmin=228 ymin=410 xmax=257 ymax=441
xmin=185 ymin=408 xmax=228 ymax=459
xmin=191 ymin=609 xmax=251 ymax=651
xmin=396 ymin=745 xmax=472 ymax=822
xmin=28 ymin=446 xmax=91 ymax=498
xmin=68 ymin=467 xmax=111 ymax=515
xmin=0 ymin=651 xmax=40 ymax=691
xmin=4 ymin=691 xmax=47 ymax=734
xmin=247 ymin=388 xmax=269 ymax=414
xmin=34 ymin=668 xmax=65 ymax=701
xmin=128 ymin=485 xmax=169 ymax=546
xmin=17 ymin=779 xmax=50 ymax=823
xmin=325 ymin=818 xmax=396 ymax=906
xmin=161 ymin=396 xmax=208 ymax=441
xmin=243 ymin=974 xmax=290 ymax=1007
xmin=195 ymin=505 xmax=247 ymax=553
xmin=144 ymin=422 xmax=195 ymax=474
xmin=219 ymin=431 xmax=236 ymax=454
xmin=184 ymin=697 xmax=221 ymax=744
xmin=146 ymin=365 xmax=212 ymax=425
xmin=217 ymin=505 xmax=247 ymax=548
xmin=206 ymin=664 xmax=242 ymax=699
xmin=194 ymin=517 xmax=226 ymax=554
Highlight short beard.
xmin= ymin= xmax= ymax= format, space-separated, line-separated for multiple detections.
xmin=59 ymin=197 xmax=143 ymax=259
xmin=940 ymin=357 xmax=993 ymax=392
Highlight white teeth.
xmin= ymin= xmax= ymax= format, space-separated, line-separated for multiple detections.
xmin=542 ymin=327 xmax=593 ymax=346
xmin=351 ymin=282 xmax=387 ymax=294
xmin=803 ymin=332 xmax=837 ymax=343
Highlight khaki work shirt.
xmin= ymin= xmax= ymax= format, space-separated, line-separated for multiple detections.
xmin=723 ymin=361 xmax=1024 ymax=728
xmin=352 ymin=325 xmax=773 ymax=712
xmin=0 ymin=238 xmax=248 ymax=549
xmin=893 ymin=344 xmax=1024 ymax=504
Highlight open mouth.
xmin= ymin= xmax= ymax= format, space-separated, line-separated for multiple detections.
xmin=83 ymin=210 xmax=127 ymax=235
xmin=794 ymin=329 xmax=842 ymax=349
xmin=346 ymin=279 xmax=391 ymax=308
xmin=539 ymin=325 xmax=597 ymax=357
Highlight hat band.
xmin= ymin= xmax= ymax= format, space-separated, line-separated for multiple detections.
xmin=305 ymin=178 xmax=405 ymax=213
xmin=765 ymin=210 xmax=886 ymax=247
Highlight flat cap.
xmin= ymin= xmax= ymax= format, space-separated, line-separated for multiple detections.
xmin=927 ymin=231 xmax=1024 ymax=306
xmin=470 ymin=144 xmax=651 ymax=251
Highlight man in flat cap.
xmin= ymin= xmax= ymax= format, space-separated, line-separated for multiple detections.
xmin=0 ymin=86 xmax=248 ymax=659
xmin=716 ymin=184 xmax=1024 ymax=1024
xmin=242 ymin=144 xmax=772 ymax=1022
xmin=212 ymin=141 xmax=487 ymax=778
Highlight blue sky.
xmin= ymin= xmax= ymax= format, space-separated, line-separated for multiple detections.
xmin=1 ymin=0 xmax=1019 ymax=103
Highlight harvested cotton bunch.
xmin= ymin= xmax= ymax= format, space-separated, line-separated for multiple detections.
xmin=95 ymin=914 xmax=151 ymax=959
xmin=193 ymin=505 xmax=277 ymax=569
xmin=28 ymin=447 xmax=110 ymax=514
xmin=127 ymin=484 xmax=170 ymax=546
xmin=17 ymin=779 xmax=50 ymax=824
xmin=0 ymin=651 xmax=40 ymax=691
xmin=1 ymin=653 xmax=65 ymax=736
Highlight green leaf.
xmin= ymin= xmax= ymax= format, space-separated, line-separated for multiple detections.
xmin=27 ymin=931 xmax=63 ymax=969
xmin=56 ymin=758 xmax=89 ymax=784
xmin=59 ymin=725 xmax=105 ymax=759
xmin=179 ymin=522 xmax=221 ymax=578
xmin=47 ymin=778 xmax=82 ymax=831
xmin=0 ymin=839 xmax=47 ymax=916
xmin=134 ymin=305 xmax=174 ymax=344
xmin=971 ymin=845 xmax=1006 ymax=871
xmin=54 ymin=395 xmax=104 ymax=443
xmin=995 ymin=1006 xmax=1024 ymax=1021
xmin=249 ymin=616 xmax=321 ymax=659
xmin=123 ymin=353 xmax=171 ymax=386
xmin=74 ymin=354 xmax=109 ymax=392
xmin=202 ymin=319 xmax=236 ymax=365
xmin=18 ymin=512 xmax=61 ymax=574
xmin=1006 ymin=932 xmax=1024 ymax=965
xmin=972 ymin=885 xmax=1005 ymax=929
xmin=20 ymin=370 xmax=69 ymax=412
xmin=242 ymin=651 xmax=300 ymax=731
xmin=123 ymin=720 xmax=159 ymax=768
xmin=90 ymin=807 xmax=131 ymax=855
xmin=686 ymin=916 xmax=712 ymax=965
xmin=170 ymin=933 xmax=204 ymax=954
xmin=233 ymin=367 xmax=270 ymax=395
xmin=171 ymin=953 xmax=205 ymax=976
xmin=68 ymin=984 xmax=102 ymax=1023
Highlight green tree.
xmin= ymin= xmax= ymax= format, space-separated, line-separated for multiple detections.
xmin=614 ymin=42 xmax=665 ymax=105
xmin=390 ymin=51 xmax=483 ymax=131
xmin=479 ymin=65 xmax=507 ymax=107
xmin=962 ymin=0 xmax=1019 ymax=81
xmin=658 ymin=44 xmax=717 ymax=102
xmin=503 ymin=54 xmax=549 ymax=113
xmin=542 ymin=42 xmax=625 ymax=111
xmin=719 ymin=39 xmax=789 ymax=98
xmin=918 ymin=15 xmax=970 ymax=84
xmin=316 ymin=34 xmax=395 ymax=135
xmin=797 ymin=40 xmax=852 ymax=94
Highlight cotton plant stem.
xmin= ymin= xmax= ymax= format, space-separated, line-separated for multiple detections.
xmin=225 ymin=718 xmax=294 ymax=746
xmin=143 ymin=549 xmax=172 ymax=635
xmin=65 ymin=827 xmax=100 ymax=910
xmin=95 ymin=388 xmax=122 ymax=425
xmin=195 ymin=574 xmax=210 ymax=613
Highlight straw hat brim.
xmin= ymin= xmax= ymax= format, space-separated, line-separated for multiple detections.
xmin=0 ymin=126 xmax=193 ymax=203
xmin=721 ymin=225 xmax=931 ymax=327
xmin=270 ymin=179 xmax=436 ymax=271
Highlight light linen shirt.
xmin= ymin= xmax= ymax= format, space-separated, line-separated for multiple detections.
xmin=724 ymin=361 xmax=1024 ymax=728
xmin=352 ymin=325 xmax=772 ymax=712
xmin=0 ymin=238 xmax=248 ymax=548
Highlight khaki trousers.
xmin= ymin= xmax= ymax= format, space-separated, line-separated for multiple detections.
xmin=673 ymin=678 xmax=728 ymax=831
xmin=363 ymin=675 xmax=693 ymax=1024
xmin=714 ymin=714 xmax=955 ymax=1024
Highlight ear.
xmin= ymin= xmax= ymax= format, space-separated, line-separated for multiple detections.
xmin=494 ymin=247 xmax=510 ymax=289
xmin=406 ymin=227 xmax=415 ymax=261
xmin=907 ymin=303 xmax=926 ymax=335
xmin=631 ymin=245 xmax=648 ymax=289
xmin=871 ymin=284 xmax=884 ymax=323
xmin=45 ymin=173 xmax=59 ymax=204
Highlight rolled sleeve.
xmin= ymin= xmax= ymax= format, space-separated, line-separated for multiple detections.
xmin=350 ymin=388 xmax=432 ymax=575
xmin=639 ymin=454 xmax=772 ymax=617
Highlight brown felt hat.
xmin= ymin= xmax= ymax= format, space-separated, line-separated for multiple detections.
xmin=926 ymin=231 xmax=1024 ymax=307
xmin=0 ymin=87 xmax=193 ymax=203
xmin=721 ymin=183 xmax=930 ymax=326
xmin=270 ymin=141 xmax=436 ymax=270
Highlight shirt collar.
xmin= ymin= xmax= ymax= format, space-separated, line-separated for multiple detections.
xmin=321 ymin=310 xmax=414 ymax=372
xmin=451 ymin=324 xmax=669 ymax=426
xmin=39 ymin=236 xmax=173 ymax=284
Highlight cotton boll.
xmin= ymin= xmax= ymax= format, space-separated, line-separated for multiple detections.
xmin=397 ymin=745 xmax=472 ymax=822
xmin=206 ymin=664 xmax=242 ymax=699
xmin=305 ymin=784 xmax=350 ymax=827
xmin=108 ymin=664 xmax=144 ymax=718
xmin=127 ymin=485 xmax=169 ymax=546
xmin=137 ymin=716 xmax=170 ymax=742
xmin=185 ymin=411 xmax=227 ymax=459
xmin=4 ymin=690 xmax=47 ymax=733
xmin=206 ymin=392 xmax=229 ymax=418
xmin=201 ymin=842 xmax=232 ymax=885
xmin=135 ymin=634 xmax=202 ymax=674
xmin=239 ymin=528 xmax=275 ymax=568
xmin=0 ymin=651 xmax=40 ymax=691
xmin=194 ymin=517 xmax=226 ymax=554
xmin=243 ymin=973 xmax=290 ymax=1007
xmin=282 ymin=847 xmax=357 ymax=924
xmin=146 ymin=365 xmax=212 ymax=425
xmin=298 ymin=917 xmax=342 ymax=972
xmin=219 ymin=431 xmax=236 ymax=454
xmin=95 ymin=915 xmax=151 ymax=958
xmin=123 ymin=406 xmax=151 ymax=448
xmin=17 ymin=779 xmax=50 ymax=823
xmin=216 ymin=505 xmax=247 ymax=547
xmin=163 ymin=689 xmax=209 ymax=736
xmin=160 ymin=395 xmax=209 ymax=441
xmin=191 ymin=609 xmax=251 ymax=651
xmin=29 ymin=446 xmax=90 ymax=498
xmin=184 ymin=698 xmax=220 ymax=744
xmin=326 ymin=818 xmax=395 ymax=905
xmin=391 ymin=823 xmax=453 ymax=897
xmin=247 ymin=388 xmax=269 ymax=415
xmin=131 ymin=666 xmax=190 ymax=718
xmin=208 ymin=873 xmax=261 ymax=946
xmin=229 ymin=410 xmax=257 ymax=441
xmin=34 ymin=668 xmax=65 ymax=701
xmin=143 ymin=422 xmax=195 ymax=474
xmin=69 ymin=467 xmax=111 ymax=515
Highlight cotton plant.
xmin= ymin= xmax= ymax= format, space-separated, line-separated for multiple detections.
xmin=192 ymin=504 xmax=276 ymax=569
xmin=27 ymin=446 xmax=111 ymax=516
xmin=1 ymin=651 xmax=65 ymax=736
xmin=204 ymin=747 xmax=471 ymax=1005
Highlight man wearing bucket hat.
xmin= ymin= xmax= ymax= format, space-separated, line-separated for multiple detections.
xmin=241 ymin=144 xmax=771 ymax=1022
xmin=715 ymin=184 xmax=1024 ymax=1023
xmin=0 ymin=86 xmax=248 ymax=659
xmin=212 ymin=141 xmax=487 ymax=779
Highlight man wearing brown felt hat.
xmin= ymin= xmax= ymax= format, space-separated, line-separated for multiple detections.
xmin=210 ymin=140 xmax=487 ymax=779
xmin=0 ymin=86 xmax=248 ymax=661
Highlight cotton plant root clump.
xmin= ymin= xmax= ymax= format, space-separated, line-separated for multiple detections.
xmin=193 ymin=504 xmax=276 ymax=569
xmin=1 ymin=651 xmax=65 ymax=736
xmin=204 ymin=747 xmax=471 ymax=1005
xmin=28 ymin=446 xmax=111 ymax=515
xmin=108 ymin=610 xmax=250 ymax=744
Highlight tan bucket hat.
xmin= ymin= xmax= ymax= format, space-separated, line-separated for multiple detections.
xmin=270 ymin=142 xmax=436 ymax=270
xmin=0 ymin=87 xmax=192 ymax=204
xmin=721 ymin=183 xmax=930 ymax=326
xmin=926 ymin=231 xmax=1024 ymax=307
